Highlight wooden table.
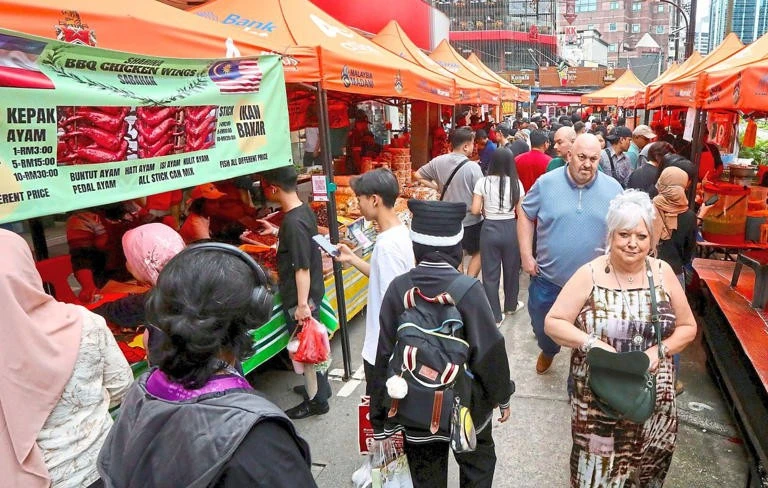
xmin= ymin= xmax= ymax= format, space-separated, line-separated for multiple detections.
xmin=693 ymin=258 xmax=768 ymax=487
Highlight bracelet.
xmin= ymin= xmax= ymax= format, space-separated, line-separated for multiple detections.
xmin=580 ymin=335 xmax=598 ymax=353
xmin=659 ymin=342 xmax=670 ymax=357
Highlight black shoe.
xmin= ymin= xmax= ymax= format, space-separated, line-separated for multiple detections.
xmin=292 ymin=385 xmax=308 ymax=399
xmin=286 ymin=399 xmax=330 ymax=420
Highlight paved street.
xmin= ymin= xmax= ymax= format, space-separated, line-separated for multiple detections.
xmin=249 ymin=274 xmax=751 ymax=487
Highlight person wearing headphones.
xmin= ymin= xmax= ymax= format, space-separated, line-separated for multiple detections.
xmin=97 ymin=243 xmax=316 ymax=488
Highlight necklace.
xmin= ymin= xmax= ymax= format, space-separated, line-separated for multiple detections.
xmin=608 ymin=259 xmax=643 ymax=284
xmin=611 ymin=261 xmax=647 ymax=349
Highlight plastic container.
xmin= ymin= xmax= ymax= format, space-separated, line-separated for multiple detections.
xmin=701 ymin=183 xmax=749 ymax=244
xmin=748 ymin=186 xmax=768 ymax=211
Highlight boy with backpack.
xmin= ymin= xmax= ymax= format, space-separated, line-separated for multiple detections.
xmin=369 ymin=199 xmax=514 ymax=488
xmin=335 ymin=169 xmax=414 ymax=390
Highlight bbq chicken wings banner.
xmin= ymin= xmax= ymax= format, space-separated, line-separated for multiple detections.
xmin=0 ymin=28 xmax=291 ymax=224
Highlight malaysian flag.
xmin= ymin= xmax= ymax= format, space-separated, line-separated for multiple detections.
xmin=208 ymin=60 xmax=262 ymax=94
xmin=0 ymin=33 xmax=54 ymax=90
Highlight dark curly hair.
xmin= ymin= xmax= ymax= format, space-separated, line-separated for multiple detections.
xmin=146 ymin=247 xmax=273 ymax=389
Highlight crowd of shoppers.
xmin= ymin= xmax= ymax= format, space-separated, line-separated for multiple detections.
xmin=1 ymin=106 xmax=710 ymax=487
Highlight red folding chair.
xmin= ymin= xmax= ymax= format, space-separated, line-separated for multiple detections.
xmin=35 ymin=255 xmax=81 ymax=304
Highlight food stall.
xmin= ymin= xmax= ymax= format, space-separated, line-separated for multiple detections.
xmin=685 ymin=33 xmax=768 ymax=487
xmin=0 ymin=27 xmax=297 ymax=372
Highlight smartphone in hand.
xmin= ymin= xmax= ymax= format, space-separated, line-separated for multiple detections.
xmin=313 ymin=234 xmax=340 ymax=257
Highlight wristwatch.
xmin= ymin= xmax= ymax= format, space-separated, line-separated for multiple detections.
xmin=659 ymin=342 xmax=670 ymax=357
xmin=580 ymin=335 xmax=598 ymax=353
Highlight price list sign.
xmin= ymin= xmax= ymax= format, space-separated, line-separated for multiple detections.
xmin=0 ymin=28 xmax=291 ymax=223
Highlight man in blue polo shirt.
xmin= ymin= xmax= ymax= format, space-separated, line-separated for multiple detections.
xmin=518 ymin=134 xmax=622 ymax=374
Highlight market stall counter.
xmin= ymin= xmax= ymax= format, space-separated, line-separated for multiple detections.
xmin=693 ymin=258 xmax=768 ymax=487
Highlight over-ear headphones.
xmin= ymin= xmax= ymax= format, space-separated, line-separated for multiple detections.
xmin=186 ymin=242 xmax=274 ymax=314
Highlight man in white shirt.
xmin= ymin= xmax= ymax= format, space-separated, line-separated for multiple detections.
xmin=336 ymin=169 xmax=414 ymax=389
xmin=303 ymin=126 xmax=320 ymax=167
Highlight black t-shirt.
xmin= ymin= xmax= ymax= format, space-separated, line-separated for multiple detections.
xmin=211 ymin=420 xmax=317 ymax=487
xmin=277 ymin=203 xmax=325 ymax=312
xmin=626 ymin=164 xmax=660 ymax=196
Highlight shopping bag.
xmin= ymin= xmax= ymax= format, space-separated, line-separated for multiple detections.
xmin=358 ymin=396 xmax=403 ymax=454
xmin=370 ymin=439 xmax=413 ymax=488
xmin=293 ymin=316 xmax=330 ymax=364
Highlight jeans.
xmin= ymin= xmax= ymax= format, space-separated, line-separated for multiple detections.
xmin=480 ymin=218 xmax=521 ymax=322
xmin=528 ymin=275 xmax=563 ymax=356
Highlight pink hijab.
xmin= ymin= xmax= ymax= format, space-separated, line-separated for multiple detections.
xmin=122 ymin=223 xmax=185 ymax=285
xmin=0 ymin=230 xmax=82 ymax=487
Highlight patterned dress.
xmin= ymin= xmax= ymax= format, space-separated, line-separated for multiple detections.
xmin=570 ymin=263 xmax=678 ymax=488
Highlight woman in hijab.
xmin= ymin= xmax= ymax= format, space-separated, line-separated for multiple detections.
xmin=653 ymin=166 xmax=696 ymax=394
xmin=0 ymin=229 xmax=133 ymax=488
xmin=653 ymin=166 xmax=696 ymax=286
xmin=92 ymin=223 xmax=185 ymax=329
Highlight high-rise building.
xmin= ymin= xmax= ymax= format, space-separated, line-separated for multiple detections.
xmin=695 ymin=31 xmax=711 ymax=55
xmin=694 ymin=14 xmax=711 ymax=55
xmin=709 ymin=0 xmax=768 ymax=49
xmin=562 ymin=0 xmax=673 ymax=66
xmin=429 ymin=0 xmax=558 ymax=72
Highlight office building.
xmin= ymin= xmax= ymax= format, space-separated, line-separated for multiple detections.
xmin=429 ymin=0 xmax=558 ymax=72
xmin=563 ymin=0 xmax=673 ymax=66
xmin=710 ymin=0 xmax=768 ymax=49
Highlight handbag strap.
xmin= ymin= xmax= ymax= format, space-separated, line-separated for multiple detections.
xmin=440 ymin=158 xmax=470 ymax=201
xmin=645 ymin=258 xmax=664 ymax=360
xmin=604 ymin=148 xmax=617 ymax=180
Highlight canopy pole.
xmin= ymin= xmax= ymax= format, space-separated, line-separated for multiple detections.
xmin=316 ymin=85 xmax=353 ymax=380
xmin=644 ymin=108 xmax=651 ymax=125
xmin=29 ymin=218 xmax=48 ymax=261
xmin=687 ymin=109 xmax=705 ymax=207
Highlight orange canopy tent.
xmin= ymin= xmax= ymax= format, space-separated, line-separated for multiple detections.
xmin=699 ymin=31 xmax=768 ymax=113
xmin=648 ymin=33 xmax=744 ymax=109
xmin=580 ymin=70 xmax=646 ymax=106
xmin=429 ymin=40 xmax=500 ymax=105
xmin=0 ymin=0 xmax=321 ymax=83
xmin=371 ymin=20 xmax=489 ymax=105
xmin=190 ymin=0 xmax=456 ymax=105
xmin=465 ymin=53 xmax=526 ymax=103
xmin=619 ymin=62 xmax=682 ymax=109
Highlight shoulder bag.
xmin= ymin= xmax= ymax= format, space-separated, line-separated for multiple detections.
xmin=440 ymin=159 xmax=470 ymax=201
xmin=586 ymin=259 xmax=664 ymax=424
xmin=604 ymin=148 xmax=617 ymax=180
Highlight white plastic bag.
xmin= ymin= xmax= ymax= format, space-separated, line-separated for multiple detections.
xmin=370 ymin=439 xmax=413 ymax=488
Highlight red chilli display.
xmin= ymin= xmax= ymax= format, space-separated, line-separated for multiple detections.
xmin=57 ymin=105 xmax=218 ymax=165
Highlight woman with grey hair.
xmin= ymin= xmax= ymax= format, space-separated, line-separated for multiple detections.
xmin=544 ymin=189 xmax=696 ymax=487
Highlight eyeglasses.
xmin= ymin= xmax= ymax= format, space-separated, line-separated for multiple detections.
xmin=575 ymin=153 xmax=600 ymax=164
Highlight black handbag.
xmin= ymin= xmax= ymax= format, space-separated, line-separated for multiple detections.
xmin=586 ymin=259 xmax=664 ymax=424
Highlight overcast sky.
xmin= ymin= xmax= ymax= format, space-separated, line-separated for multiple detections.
xmin=696 ymin=0 xmax=711 ymax=24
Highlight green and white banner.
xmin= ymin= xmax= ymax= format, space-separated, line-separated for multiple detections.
xmin=0 ymin=28 xmax=291 ymax=223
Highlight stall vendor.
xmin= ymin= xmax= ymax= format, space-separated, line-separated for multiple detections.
xmin=66 ymin=201 xmax=145 ymax=303
xmin=179 ymin=183 xmax=226 ymax=244
xmin=208 ymin=177 xmax=262 ymax=243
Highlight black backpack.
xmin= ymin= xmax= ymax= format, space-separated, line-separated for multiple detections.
xmin=385 ymin=274 xmax=476 ymax=438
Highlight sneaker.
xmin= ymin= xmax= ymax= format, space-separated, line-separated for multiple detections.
xmin=536 ymin=352 xmax=554 ymax=375
xmin=506 ymin=301 xmax=525 ymax=315
xmin=285 ymin=399 xmax=330 ymax=419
